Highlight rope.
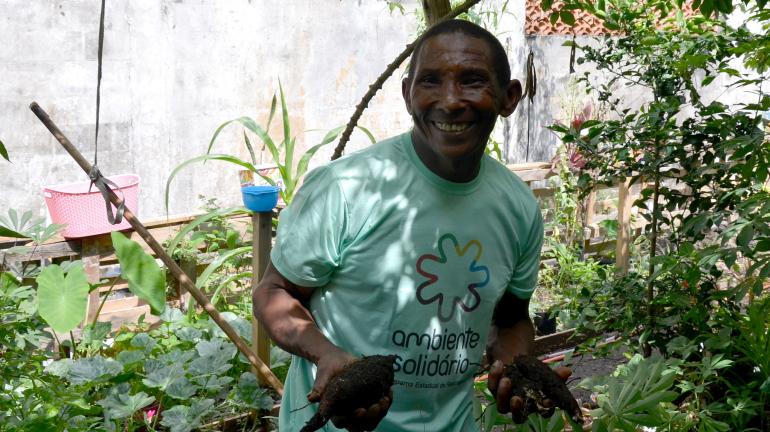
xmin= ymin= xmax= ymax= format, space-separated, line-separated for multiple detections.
xmin=524 ymin=50 xmax=537 ymax=162
xmin=89 ymin=0 xmax=125 ymax=225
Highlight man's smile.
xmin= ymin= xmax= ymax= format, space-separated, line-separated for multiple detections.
xmin=432 ymin=121 xmax=473 ymax=134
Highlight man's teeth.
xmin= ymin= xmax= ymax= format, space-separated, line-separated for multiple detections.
xmin=434 ymin=122 xmax=470 ymax=132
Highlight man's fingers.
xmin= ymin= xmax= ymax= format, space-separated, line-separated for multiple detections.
xmin=495 ymin=377 xmax=512 ymax=413
xmin=553 ymin=366 xmax=572 ymax=382
xmin=540 ymin=398 xmax=555 ymax=418
xmin=510 ymin=396 xmax=527 ymax=424
xmin=306 ymin=389 xmax=321 ymax=403
xmin=488 ymin=360 xmax=504 ymax=393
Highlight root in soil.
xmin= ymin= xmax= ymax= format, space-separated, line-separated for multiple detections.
xmin=504 ymin=354 xmax=583 ymax=424
xmin=299 ymin=355 xmax=397 ymax=432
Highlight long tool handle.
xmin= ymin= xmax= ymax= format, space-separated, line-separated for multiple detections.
xmin=29 ymin=101 xmax=284 ymax=396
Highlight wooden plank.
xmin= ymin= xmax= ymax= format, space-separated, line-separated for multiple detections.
xmin=584 ymin=190 xmax=597 ymax=226
xmin=251 ymin=211 xmax=273 ymax=384
xmin=82 ymin=238 xmax=102 ymax=325
xmin=532 ymin=188 xmax=555 ymax=199
xmin=101 ymin=295 xmax=147 ymax=314
xmin=616 ymin=178 xmax=633 ymax=275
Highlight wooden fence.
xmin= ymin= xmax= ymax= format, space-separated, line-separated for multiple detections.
xmin=0 ymin=162 xmax=645 ymax=372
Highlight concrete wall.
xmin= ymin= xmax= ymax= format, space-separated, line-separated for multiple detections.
xmin=0 ymin=0 xmax=423 ymax=221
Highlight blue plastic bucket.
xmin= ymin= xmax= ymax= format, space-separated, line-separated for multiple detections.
xmin=241 ymin=185 xmax=280 ymax=212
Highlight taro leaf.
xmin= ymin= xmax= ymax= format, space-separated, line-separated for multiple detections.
xmin=159 ymin=398 xmax=215 ymax=432
xmin=165 ymin=376 xmax=198 ymax=400
xmin=67 ymin=356 xmax=123 ymax=385
xmin=117 ymin=350 xmax=145 ymax=365
xmin=111 ymin=232 xmax=166 ymax=315
xmin=176 ymin=327 xmax=202 ymax=342
xmin=193 ymin=374 xmax=233 ymax=392
xmin=99 ymin=390 xmax=155 ymax=419
xmin=37 ymin=263 xmax=89 ymax=333
xmin=130 ymin=332 xmax=157 ymax=352
xmin=234 ymin=372 xmax=274 ymax=410
xmin=0 ymin=139 xmax=9 ymax=162
xmin=143 ymin=365 xmax=185 ymax=391
xmin=45 ymin=358 xmax=74 ymax=378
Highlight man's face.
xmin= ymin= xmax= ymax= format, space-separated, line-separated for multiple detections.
xmin=402 ymin=32 xmax=520 ymax=162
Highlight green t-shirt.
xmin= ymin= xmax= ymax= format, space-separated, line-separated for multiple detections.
xmin=272 ymin=132 xmax=543 ymax=432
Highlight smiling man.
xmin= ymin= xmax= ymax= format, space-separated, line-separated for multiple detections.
xmin=254 ymin=20 xmax=548 ymax=431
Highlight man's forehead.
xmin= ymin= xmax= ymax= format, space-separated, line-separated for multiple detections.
xmin=415 ymin=33 xmax=494 ymax=69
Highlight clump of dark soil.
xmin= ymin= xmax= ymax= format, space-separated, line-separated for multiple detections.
xmin=504 ymin=354 xmax=583 ymax=424
xmin=300 ymin=355 xmax=397 ymax=432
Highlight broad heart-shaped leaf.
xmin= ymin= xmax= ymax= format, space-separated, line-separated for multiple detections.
xmin=193 ymin=374 xmax=233 ymax=392
xmin=234 ymin=372 xmax=274 ymax=410
xmin=159 ymin=398 xmax=214 ymax=432
xmin=99 ymin=390 xmax=155 ymax=419
xmin=66 ymin=356 xmax=123 ymax=385
xmin=111 ymin=232 xmax=166 ymax=315
xmin=117 ymin=350 xmax=145 ymax=365
xmin=36 ymin=263 xmax=89 ymax=333
xmin=165 ymin=376 xmax=198 ymax=400
xmin=143 ymin=364 xmax=185 ymax=391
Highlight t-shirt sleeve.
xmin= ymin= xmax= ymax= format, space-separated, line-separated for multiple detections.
xmin=270 ymin=166 xmax=348 ymax=287
xmin=507 ymin=204 xmax=544 ymax=299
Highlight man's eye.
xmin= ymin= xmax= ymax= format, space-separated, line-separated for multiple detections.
xmin=462 ymin=75 xmax=487 ymax=86
xmin=418 ymin=75 xmax=439 ymax=85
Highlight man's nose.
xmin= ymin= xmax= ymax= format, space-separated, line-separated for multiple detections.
xmin=436 ymin=82 xmax=465 ymax=112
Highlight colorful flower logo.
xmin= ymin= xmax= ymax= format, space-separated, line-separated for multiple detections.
xmin=415 ymin=233 xmax=490 ymax=322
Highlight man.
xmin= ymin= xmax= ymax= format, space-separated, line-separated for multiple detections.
xmin=254 ymin=19 xmax=555 ymax=431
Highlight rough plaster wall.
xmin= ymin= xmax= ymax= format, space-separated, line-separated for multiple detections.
xmin=0 ymin=0 xmax=420 ymax=220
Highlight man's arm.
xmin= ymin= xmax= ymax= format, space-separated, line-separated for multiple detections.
xmin=486 ymin=291 xmax=536 ymax=416
xmin=486 ymin=291 xmax=535 ymax=365
xmin=252 ymin=260 xmax=392 ymax=430
xmin=253 ymin=259 xmax=356 ymax=402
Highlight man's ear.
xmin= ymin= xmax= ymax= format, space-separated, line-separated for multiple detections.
xmin=499 ymin=79 xmax=523 ymax=117
xmin=402 ymin=78 xmax=413 ymax=115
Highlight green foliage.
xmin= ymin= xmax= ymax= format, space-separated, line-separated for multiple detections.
xmin=111 ymin=231 xmax=167 ymax=315
xmin=581 ymin=354 xmax=679 ymax=431
xmin=546 ymin=0 xmax=770 ymax=429
xmin=36 ymin=262 xmax=89 ymax=333
xmin=0 ymin=208 xmax=64 ymax=242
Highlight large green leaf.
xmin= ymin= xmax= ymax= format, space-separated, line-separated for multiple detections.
xmin=111 ymin=232 xmax=166 ymax=315
xmin=36 ymin=263 xmax=89 ymax=333
xmin=99 ymin=390 xmax=155 ymax=419
xmin=159 ymin=399 xmax=214 ymax=432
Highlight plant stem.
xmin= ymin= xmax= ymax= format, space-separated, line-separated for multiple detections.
xmin=331 ymin=0 xmax=483 ymax=160
xmin=69 ymin=331 xmax=77 ymax=359
xmin=91 ymin=276 xmax=119 ymax=326
xmin=644 ymin=141 xmax=662 ymax=358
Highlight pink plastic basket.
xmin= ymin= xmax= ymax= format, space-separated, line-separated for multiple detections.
xmin=42 ymin=174 xmax=140 ymax=238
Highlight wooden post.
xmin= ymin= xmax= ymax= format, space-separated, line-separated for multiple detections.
xmin=251 ymin=211 xmax=273 ymax=383
xmin=177 ymin=259 xmax=196 ymax=312
xmin=83 ymin=236 xmax=102 ymax=324
xmin=616 ymin=178 xmax=633 ymax=275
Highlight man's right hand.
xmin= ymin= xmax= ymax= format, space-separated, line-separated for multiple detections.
xmin=309 ymin=347 xmax=393 ymax=432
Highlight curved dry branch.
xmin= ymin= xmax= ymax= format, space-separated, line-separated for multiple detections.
xmin=331 ymin=0 xmax=483 ymax=160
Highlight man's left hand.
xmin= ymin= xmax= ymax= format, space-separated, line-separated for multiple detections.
xmin=487 ymin=360 xmax=572 ymax=423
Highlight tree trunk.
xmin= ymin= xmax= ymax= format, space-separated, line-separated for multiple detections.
xmin=422 ymin=0 xmax=452 ymax=25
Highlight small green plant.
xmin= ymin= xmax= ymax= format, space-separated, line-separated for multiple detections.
xmin=165 ymin=82 xmax=375 ymax=210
